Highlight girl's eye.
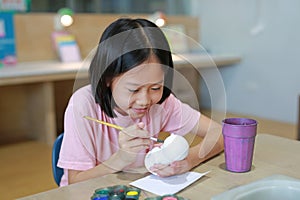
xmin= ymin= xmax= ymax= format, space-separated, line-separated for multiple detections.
xmin=128 ymin=86 xmax=162 ymax=93
xmin=128 ymin=89 xmax=139 ymax=93
xmin=151 ymin=86 xmax=162 ymax=91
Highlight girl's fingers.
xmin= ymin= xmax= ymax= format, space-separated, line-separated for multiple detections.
xmin=151 ymin=164 xmax=173 ymax=177
xmin=150 ymin=160 xmax=189 ymax=177
xmin=137 ymin=122 xmax=145 ymax=129
xmin=153 ymin=143 xmax=163 ymax=148
xmin=120 ymin=137 xmax=151 ymax=150
xmin=121 ymin=123 xmax=150 ymax=139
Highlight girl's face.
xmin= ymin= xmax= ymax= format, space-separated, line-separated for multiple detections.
xmin=110 ymin=55 xmax=164 ymax=119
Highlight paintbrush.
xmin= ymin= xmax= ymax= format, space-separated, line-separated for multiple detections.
xmin=83 ymin=116 xmax=164 ymax=143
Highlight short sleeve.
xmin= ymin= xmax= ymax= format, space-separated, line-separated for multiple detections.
xmin=58 ymin=86 xmax=98 ymax=171
xmin=57 ymin=85 xmax=121 ymax=186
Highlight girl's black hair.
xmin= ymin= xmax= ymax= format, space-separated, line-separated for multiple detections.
xmin=89 ymin=18 xmax=174 ymax=117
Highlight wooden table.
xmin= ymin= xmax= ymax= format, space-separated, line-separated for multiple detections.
xmin=0 ymin=54 xmax=241 ymax=145
xmin=17 ymin=134 xmax=300 ymax=199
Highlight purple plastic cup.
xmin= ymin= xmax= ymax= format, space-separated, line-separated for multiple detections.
xmin=222 ymin=118 xmax=258 ymax=173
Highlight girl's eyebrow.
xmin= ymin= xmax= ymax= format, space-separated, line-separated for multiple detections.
xmin=125 ymin=80 xmax=164 ymax=86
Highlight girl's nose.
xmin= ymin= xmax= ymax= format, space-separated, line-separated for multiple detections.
xmin=136 ymin=90 xmax=150 ymax=106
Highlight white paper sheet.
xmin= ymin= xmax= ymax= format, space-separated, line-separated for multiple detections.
xmin=130 ymin=171 xmax=210 ymax=196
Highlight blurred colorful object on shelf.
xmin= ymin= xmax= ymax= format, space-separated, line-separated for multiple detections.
xmin=0 ymin=12 xmax=16 ymax=66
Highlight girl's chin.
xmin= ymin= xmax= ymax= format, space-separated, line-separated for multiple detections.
xmin=129 ymin=113 xmax=144 ymax=119
xmin=129 ymin=110 xmax=146 ymax=119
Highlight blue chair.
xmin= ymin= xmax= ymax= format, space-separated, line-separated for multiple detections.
xmin=52 ymin=133 xmax=64 ymax=186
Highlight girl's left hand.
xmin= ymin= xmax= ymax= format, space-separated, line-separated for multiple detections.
xmin=149 ymin=159 xmax=192 ymax=177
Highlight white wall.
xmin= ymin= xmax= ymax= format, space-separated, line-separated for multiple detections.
xmin=191 ymin=0 xmax=300 ymax=124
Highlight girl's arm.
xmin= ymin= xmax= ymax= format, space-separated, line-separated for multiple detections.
xmin=187 ymin=114 xmax=224 ymax=168
xmin=68 ymin=123 xmax=152 ymax=184
xmin=68 ymin=151 xmax=135 ymax=184
xmin=151 ymin=114 xmax=223 ymax=177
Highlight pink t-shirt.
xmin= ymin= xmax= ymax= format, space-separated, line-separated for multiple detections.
xmin=58 ymin=85 xmax=200 ymax=186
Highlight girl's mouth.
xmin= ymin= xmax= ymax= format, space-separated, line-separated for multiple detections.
xmin=131 ymin=107 xmax=148 ymax=114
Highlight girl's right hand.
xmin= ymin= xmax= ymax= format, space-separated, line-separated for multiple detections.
xmin=116 ymin=122 xmax=152 ymax=166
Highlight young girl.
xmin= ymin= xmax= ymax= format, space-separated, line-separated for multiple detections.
xmin=58 ymin=18 xmax=223 ymax=186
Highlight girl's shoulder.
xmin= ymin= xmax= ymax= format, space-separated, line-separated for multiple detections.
xmin=73 ymin=84 xmax=92 ymax=96
xmin=161 ymin=93 xmax=181 ymax=107
xmin=69 ymin=85 xmax=95 ymax=106
xmin=66 ymin=84 xmax=104 ymax=117
xmin=71 ymin=85 xmax=92 ymax=98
